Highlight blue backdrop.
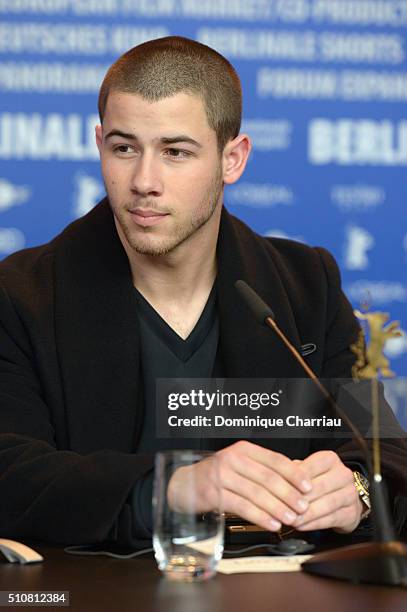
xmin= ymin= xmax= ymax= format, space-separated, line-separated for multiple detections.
xmin=0 ymin=1 xmax=406 ymax=424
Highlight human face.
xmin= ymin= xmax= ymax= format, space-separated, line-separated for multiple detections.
xmin=95 ymin=91 xmax=224 ymax=257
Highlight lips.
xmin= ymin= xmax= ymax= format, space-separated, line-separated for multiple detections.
xmin=130 ymin=208 xmax=169 ymax=227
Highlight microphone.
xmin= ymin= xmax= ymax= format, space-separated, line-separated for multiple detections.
xmin=235 ymin=279 xmax=407 ymax=586
xmin=235 ymin=280 xmax=370 ymax=463
xmin=235 ymin=279 xmax=275 ymax=323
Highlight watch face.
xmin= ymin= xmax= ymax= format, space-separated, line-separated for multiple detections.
xmin=354 ymin=472 xmax=371 ymax=515
xmin=358 ymin=472 xmax=369 ymax=492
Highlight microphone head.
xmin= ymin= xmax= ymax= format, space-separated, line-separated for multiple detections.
xmin=235 ymin=280 xmax=275 ymax=325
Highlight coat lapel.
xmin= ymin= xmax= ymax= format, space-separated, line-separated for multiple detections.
xmin=54 ymin=200 xmax=141 ymax=453
xmin=216 ymin=208 xmax=305 ymax=378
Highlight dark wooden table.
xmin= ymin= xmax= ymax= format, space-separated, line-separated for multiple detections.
xmin=1 ymin=544 xmax=407 ymax=611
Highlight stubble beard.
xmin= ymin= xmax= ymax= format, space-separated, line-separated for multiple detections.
xmin=112 ymin=166 xmax=224 ymax=257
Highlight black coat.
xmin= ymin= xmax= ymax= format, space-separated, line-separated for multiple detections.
xmin=0 ymin=199 xmax=406 ymax=546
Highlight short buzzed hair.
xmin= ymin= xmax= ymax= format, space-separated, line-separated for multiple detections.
xmin=98 ymin=36 xmax=242 ymax=152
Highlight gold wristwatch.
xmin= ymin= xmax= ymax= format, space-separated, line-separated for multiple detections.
xmin=353 ymin=471 xmax=371 ymax=521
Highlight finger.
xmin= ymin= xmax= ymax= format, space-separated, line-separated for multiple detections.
xmin=222 ymin=489 xmax=282 ymax=532
xmin=220 ymin=469 xmax=302 ymax=526
xmin=300 ymin=450 xmax=340 ymax=480
xmin=293 ymin=482 xmax=358 ymax=529
xmin=301 ymin=464 xmax=353 ymax=504
xmin=231 ymin=440 xmax=312 ymax=494
xmin=295 ymin=504 xmax=360 ymax=532
xmin=229 ymin=454 xmax=310 ymax=516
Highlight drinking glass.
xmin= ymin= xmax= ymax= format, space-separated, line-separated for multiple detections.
xmin=153 ymin=450 xmax=224 ymax=581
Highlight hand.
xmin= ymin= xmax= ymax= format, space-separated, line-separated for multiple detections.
xmin=167 ymin=440 xmax=313 ymax=531
xmin=292 ymin=451 xmax=363 ymax=533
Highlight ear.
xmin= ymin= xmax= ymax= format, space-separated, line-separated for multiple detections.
xmin=95 ymin=125 xmax=103 ymax=154
xmin=222 ymin=134 xmax=252 ymax=185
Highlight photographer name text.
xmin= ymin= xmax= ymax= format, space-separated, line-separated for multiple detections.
xmin=167 ymin=415 xmax=342 ymax=429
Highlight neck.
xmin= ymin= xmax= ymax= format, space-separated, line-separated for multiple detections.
xmin=119 ymin=207 xmax=221 ymax=305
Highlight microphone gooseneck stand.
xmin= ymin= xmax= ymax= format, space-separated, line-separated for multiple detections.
xmin=235 ymin=279 xmax=407 ymax=586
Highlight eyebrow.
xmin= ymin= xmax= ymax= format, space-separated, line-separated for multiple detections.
xmin=104 ymin=129 xmax=202 ymax=148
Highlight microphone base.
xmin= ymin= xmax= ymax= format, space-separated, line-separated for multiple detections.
xmin=301 ymin=540 xmax=407 ymax=586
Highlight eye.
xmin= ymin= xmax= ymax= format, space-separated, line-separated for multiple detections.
xmin=113 ymin=144 xmax=135 ymax=155
xmin=164 ymin=148 xmax=192 ymax=159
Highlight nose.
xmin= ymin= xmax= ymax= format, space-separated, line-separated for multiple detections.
xmin=130 ymin=152 xmax=163 ymax=197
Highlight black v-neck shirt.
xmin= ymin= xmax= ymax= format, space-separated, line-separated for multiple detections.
xmin=134 ymin=284 xmax=219 ymax=452
xmin=131 ymin=284 xmax=223 ymax=538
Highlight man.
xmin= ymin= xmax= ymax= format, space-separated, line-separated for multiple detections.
xmin=0 ymin=36 xmax=406 ymax=548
